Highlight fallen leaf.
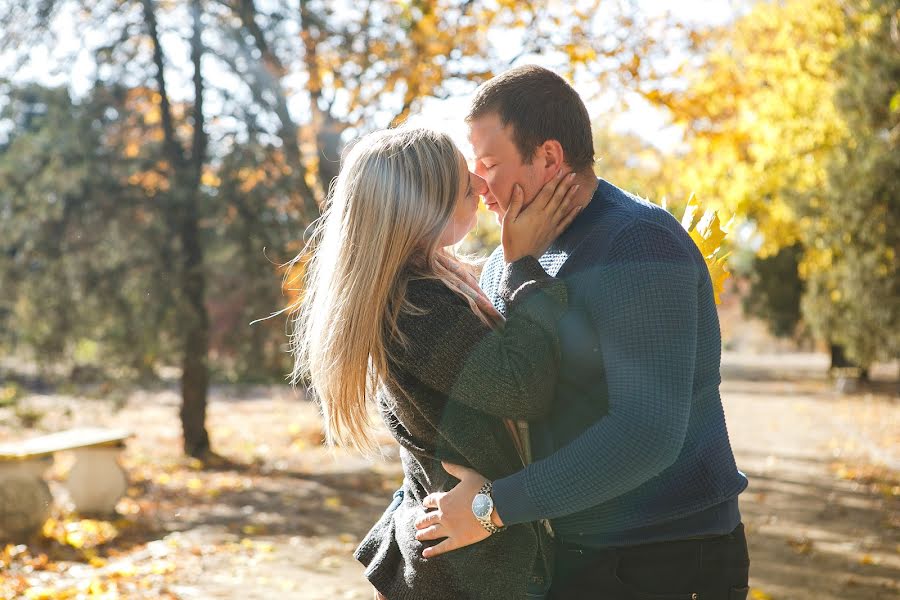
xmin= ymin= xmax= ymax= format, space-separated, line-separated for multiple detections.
xmin=787 ymin=536 xmax=813 ymax=555
xmin=859 ymin=554 xmax=878 ymax=565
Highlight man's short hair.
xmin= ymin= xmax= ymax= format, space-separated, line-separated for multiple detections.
xmin=467 ymin=65 xmax=594 ymax=171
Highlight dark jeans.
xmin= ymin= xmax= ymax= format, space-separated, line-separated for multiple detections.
xmin=548 ymin=523 xmax=750 ymax=600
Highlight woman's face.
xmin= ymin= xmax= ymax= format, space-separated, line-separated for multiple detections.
xmin=439 ymin=151 xmax=488 ymax=247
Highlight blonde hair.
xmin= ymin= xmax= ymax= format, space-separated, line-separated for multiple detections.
xmin=290 ymin=127 xmax=491 ymax=452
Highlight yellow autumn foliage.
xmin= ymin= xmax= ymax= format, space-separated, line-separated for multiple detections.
xmin=648 ymin=0 xmax=848 ymax=258
xmin=679 ymin=195 xmax=731 ymax=304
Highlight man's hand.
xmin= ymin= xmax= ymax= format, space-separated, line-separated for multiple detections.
xmin=413 ymin=462 xmax=505 ymax=558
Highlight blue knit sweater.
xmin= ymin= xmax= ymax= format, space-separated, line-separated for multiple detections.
xmin=479 ymin=178 xmax=748 ymax=547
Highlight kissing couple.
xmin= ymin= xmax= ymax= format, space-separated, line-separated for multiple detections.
xmin=291 ymin=65 xmax=750 ymax=600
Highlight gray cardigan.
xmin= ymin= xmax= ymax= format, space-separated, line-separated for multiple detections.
xmin=354 ymin=257 xmax=566 ymax=599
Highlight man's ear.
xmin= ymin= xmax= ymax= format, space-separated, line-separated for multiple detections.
xmin=536 ymin=139 xmax=565 ymax=180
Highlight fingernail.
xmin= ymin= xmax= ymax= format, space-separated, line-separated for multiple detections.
xmin=573 ymin=184 xmax=581 ymax=191
xmin=568 ymin=173 xmax=577 ymax=179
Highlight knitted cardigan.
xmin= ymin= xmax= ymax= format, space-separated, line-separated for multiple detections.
xmin=354 ymin=257 xmax=565 ymax=599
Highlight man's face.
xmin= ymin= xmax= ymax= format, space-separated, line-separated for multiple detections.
xmin=467 ymin=112 xmax=544 ymax=220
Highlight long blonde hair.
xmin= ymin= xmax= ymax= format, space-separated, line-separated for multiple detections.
xmin=290 ymin=127 xmax=491 ymax=452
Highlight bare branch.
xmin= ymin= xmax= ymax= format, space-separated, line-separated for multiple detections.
xmin=189 ymin=0 xmax=207 ymax=179
xmin=141 ymin=0 xmax=185 ymax=166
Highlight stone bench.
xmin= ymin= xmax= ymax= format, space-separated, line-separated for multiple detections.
xmin=0 ymin=427 xmax=131 ymax=541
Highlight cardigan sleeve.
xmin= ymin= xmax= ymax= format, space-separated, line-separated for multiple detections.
xmin=491 ymin=220 xmax=700 ymax=524
xmin=394 ymin=257 xmax=567 ymax=422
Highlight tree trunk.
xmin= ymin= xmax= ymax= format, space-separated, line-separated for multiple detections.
xmin=144 ymin=0 xmax=212 ymax=457
xmin=829 ymin=343 xmax=852 ymax=371
xmin=317 ymin=114 xmax=342 ymax=193
xmin=180 ymin=0 xmax=211 ymax=458
xmin=179 ymin=200 xmax=210 ymax=457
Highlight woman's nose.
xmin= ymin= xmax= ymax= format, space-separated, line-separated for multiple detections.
xmin=471 ymin=172 xmax=488 ymax=195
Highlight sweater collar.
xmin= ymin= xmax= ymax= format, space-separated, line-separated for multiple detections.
xmin=539 ymin=177 xmax=605 ymax=276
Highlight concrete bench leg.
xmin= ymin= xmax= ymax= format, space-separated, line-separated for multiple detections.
xmin=66 ymin=447 xmax=128 ymax=515
xmin=0 ymin=456 xmax=53 ymax=541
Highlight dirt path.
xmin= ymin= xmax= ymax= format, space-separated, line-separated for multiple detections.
xmin=720 ymin=352 xmax=898 ymax=599
xmin=1 ymin=352 xmax=897 ymax=599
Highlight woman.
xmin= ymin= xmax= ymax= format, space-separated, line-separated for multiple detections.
xmin=290 ymin=127 xmax=581 ymax=599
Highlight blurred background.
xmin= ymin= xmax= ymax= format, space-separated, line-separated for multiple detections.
xmin=0 ymin=1 xmax=897 ymax=599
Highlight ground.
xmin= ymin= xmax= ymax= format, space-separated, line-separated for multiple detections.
xmin=0 ymin=351 xmax=897 ymax=599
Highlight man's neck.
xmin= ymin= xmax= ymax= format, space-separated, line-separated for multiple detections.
xmin=571 ymin=169 xmax=599 ymax=207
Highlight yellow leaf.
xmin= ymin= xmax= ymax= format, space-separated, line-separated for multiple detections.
xmin=144 ymin=107 xmax=161 ymax=125
xmin=675 ymin=194 xmax=731 ymax=304
xmin=859 ymin=553 xmax=877 ymax=565
xmin=680 ymin=194 xmax=701 ymax=230
xmin=201 ymin=171 xmax=221 ymax=188
xmin=750 ymin=589 xmax=773 ymax=600
xmin=690 ymin=211 xmax=728 ymax=257
xmin=85 ymin=549 xmax=106 ymax=568
xmin=88 ymin=578 xmax=107 ymax=595
xmin=324 ymin=496 xmax=342 ymax=509
xmin=709 ymin=255 xmax=732 ymax=304
xmin=151 ymin=559 xmax=174 ymax=575
xmin=25 ymin=587 xmax=55 ymax=600
xmin=110 ymin=560 xmax=136 ymax=577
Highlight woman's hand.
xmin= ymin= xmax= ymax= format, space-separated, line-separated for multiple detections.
xmin=414 ymin=462 xmax=497 ymax=558
xmin=501 ymin=171 xmax=583 ymax=263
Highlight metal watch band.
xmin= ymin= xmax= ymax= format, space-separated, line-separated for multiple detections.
xmin=475 ymin=482 xmax=504 ymax=534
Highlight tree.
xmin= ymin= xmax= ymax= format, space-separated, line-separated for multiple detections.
xmin=742 ymin=243 xmax=805 ymax=339
xmin=642 ymin=0 xmax=848 ymax=257
xmin=802 ymin=0 xmax=899 ymax=370
xmin=642 ymin=0 xmax=897 ymax=369
xmin=0 ymin=0 xmax=218 ymax=457
xmin=0 ymin=84 xmax=175 ymax=374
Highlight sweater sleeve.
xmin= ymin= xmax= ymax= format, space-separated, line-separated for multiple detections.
xmin=395 ymin=257 xmax=567 ymax=421
xmin=492 ymin=220 xmax=700 ymax=524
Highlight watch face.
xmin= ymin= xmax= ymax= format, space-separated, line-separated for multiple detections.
xmin=472 ymin=493 xmax=493 ymax=519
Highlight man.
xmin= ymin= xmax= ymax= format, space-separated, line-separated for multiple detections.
xmin=414 ymin=65 xmax=750 ymax=599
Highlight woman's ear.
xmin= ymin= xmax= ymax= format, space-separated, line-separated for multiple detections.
xmin=538 ymin=139 xmax=565 ymax=178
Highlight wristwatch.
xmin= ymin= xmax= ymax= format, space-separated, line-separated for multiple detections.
xmin=471 ymin=481 xmax=504 ymax=534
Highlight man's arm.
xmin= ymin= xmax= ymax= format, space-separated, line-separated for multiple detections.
xmin=416 ymin=221 xmax=700 ymax=551
xmin=493 ymin=221 xmax=698 ymax=523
